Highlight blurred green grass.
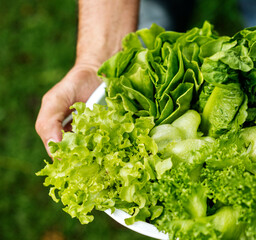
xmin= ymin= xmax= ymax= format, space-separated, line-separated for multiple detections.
xmin=0 ymin=0 xmax=245 ymax=239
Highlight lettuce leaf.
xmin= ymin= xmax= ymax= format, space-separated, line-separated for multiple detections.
xmin=200 ymin=84 xmax=247 ymax=137
xmin=98 ymin=21 xmax=218 ymax=125
xmin=37 ymin=103 xmax=158 ymax=224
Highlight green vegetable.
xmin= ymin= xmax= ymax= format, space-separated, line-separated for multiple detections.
xmin=37 ymin=22 xmax=256 ymax=239
xmin=200 ymin=83 xmax=247 ymax=137
xmin=98 ymin=21 xmax=215 ymax=124
xmin=37 ymin=103 xmax=158 ymax=224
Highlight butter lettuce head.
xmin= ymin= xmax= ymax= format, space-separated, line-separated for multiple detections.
xmin=98 ymin=21 xmax=256 ymax=135
xmin=98 ymin=21 xmax=217 ymax=125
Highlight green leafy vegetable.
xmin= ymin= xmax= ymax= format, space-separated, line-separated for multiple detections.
xmin=37 ymin=103 xmax=159 ymax=224
xmin=37 ymin=22 xmax=256 ymax=239
xmin=98 ymin=21 xmax=217 ymax=125
xmin=200 ymin=83 xmax=247 ymax=137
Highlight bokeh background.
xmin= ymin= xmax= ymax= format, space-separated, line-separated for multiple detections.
xmin=0 ymin=0 xmax=255 ymax=239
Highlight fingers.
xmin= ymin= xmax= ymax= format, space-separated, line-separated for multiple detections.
xmin=35 ymin=66 xmax=101 ymax=157
xmin=35 ymin=84 xmax=72 ymax=157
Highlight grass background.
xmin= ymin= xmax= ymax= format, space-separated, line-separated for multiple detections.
xmin=0 ymin=0 xmax=250 ymax=239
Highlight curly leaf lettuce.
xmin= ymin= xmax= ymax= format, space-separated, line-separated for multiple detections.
xmin=37 ymin=103 xmax=159 ymax=224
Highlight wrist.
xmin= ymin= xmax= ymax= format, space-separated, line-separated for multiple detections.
xmin=74 ymin=58 xmax=101 ymax=72
xmin=75 ymin=50 xmax=109 ymax=70
xmin=75 ymin=0 xmax=139 ymax=69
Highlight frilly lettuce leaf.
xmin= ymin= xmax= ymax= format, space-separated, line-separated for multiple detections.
xmin=37 ymin=103 xmax=159 ymax=224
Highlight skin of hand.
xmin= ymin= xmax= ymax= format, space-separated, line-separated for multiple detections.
xmin=35 ymin=0 xmax=139 ymax=156
xmin=35 ymin=64 xmax=101 ymax=156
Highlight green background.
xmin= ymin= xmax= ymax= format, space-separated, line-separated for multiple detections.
xmin=0 ymin=0 xmax=247 ymax=239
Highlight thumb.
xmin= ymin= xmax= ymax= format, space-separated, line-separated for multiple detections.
xmin=36 ymin=112 xmax=64 ymax=157
xmin=35 ymin=93 xmax=71 ymax=157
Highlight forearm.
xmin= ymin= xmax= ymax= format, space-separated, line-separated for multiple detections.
xmin=76 ymin=0 xmax=140 ymax=67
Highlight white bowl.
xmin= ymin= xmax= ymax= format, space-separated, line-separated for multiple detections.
xmin=85 ymin=82 xmax=169 ymax=240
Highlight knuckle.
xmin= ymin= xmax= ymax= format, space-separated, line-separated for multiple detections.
xmin=35 ymin=118 xmax=43 ymax=135
xmin=41 ymin=91 xmax=53 ymax=104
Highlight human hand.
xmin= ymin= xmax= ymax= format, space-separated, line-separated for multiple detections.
xmin=36 ymin=0 xmax=139 ymax=157
xmin=35 ymin=64 xmax=101 ymax=156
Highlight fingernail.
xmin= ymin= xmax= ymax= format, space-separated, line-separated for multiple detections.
xmin=47 ymin=138 xmax=57 ymax=145
xmin=46 ymin=138 xmax=57 ymax=157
